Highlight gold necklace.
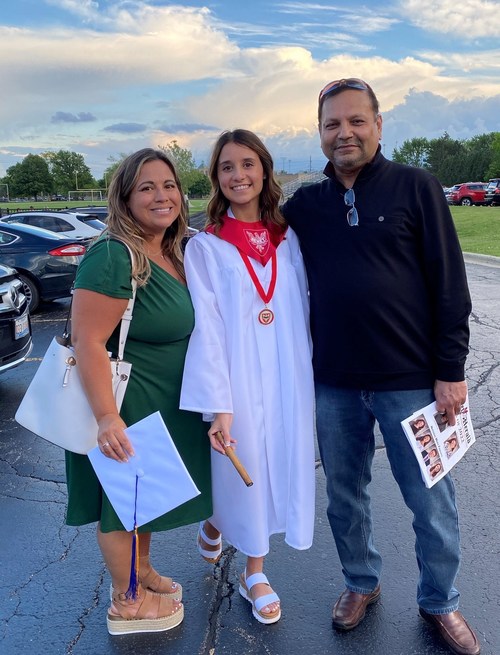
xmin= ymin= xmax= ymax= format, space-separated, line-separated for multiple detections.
xmin=147 ymin=247 xmax=164 ymax=257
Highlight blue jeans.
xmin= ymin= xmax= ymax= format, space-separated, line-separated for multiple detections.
xmin=315 ymin=384 xmax=461 ymax=614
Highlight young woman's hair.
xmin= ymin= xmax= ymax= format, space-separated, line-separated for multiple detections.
xmin=206 ymin=129 xmax=285 ymax=232
xmin=103 ymin=148 xmax=188 ymax=284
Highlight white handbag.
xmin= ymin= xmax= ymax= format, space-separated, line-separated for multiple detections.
xmin=15 ymin=244 xmax=137 ymax=454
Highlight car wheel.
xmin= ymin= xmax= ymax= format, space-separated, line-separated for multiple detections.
xmin=460 ymin=198 xmax=472 ymax=206
xmin=18 ymin=274 xmax=40 ymax=313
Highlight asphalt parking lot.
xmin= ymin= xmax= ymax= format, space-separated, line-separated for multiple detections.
xmin=1 ymin=256 xmax=499 ymax=655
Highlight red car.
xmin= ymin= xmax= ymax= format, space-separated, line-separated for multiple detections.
xmin=447 ymin=182 xmax=487 ymax=206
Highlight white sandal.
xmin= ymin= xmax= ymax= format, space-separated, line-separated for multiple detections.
xmin=197 ymin=521 xmax=222 ymax=564
xmin=239 ymin=569 xmax=281 ymax=624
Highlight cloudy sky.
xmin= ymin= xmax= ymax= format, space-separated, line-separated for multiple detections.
xmin=1 ymin=0 xmax=499 ymax=178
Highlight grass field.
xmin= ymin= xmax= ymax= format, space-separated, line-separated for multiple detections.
xmin=1 ymin=200 xmax=499 ymax=256
xmin=449 ymin=205 xmax=500 ymax=257
xmin=0 ymin=199 xmax=207 ymax=216
xmin=187 ymin=198 xmax=208 ymax=214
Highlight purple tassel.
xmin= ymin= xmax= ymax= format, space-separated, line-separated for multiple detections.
xmin=125 ymin=475 xmax=140 ymax=600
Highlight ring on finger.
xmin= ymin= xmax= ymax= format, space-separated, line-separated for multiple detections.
xmin=102 ymin=442 xmax=110 ymax=448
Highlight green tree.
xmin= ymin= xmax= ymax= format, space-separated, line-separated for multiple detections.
xmin=5 ymin=154 xmax=53 ymax=200
xmin=158 ymin=140 xmax=197 ymax=193
xmin=188 ymin=171 xmax=211 ymax=197
xmin=425 ymin=133 xmax=466 ymax=186
xmin=97 ymin=153 xmax=129 ymax=189
xmin=42 ymin=150 xmax=95 ymax=194
xmin=486 ymin=132 xmax=500 ymax=179
xmin=461 ymin=133 xmax=496 ymax=182
xmin=392 ymin=137 xmax=430 ymax=168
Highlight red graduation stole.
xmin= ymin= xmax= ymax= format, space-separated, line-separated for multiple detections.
xmin=206 ymin=212 xmax=286 ymax=265
xmin=206 ymin=213 xmax=287 ymax=325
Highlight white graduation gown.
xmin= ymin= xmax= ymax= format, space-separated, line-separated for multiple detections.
xmin=180 ymin=227 xmax=315 ymax=557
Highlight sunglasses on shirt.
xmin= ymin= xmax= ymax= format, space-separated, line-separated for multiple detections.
xmin=344 ymin=188 xmax=359 ymax=227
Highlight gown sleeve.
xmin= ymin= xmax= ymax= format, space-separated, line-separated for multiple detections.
xmin=180 ymin=234 xmax=233 ymax=419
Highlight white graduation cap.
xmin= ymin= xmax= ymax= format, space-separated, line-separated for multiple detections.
xmin=88 ymin=411 xmax=200 ymax=532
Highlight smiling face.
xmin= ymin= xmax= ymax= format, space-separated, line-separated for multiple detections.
xmin=217 ymin=142 xmax=265 ymax=219
xmin=127 ymin=159 xmax=182 ymax=238
xmin=419 ymin=434 xmax=432 ymax=447
xmin=319 ymin=88 xmax=382 ymax=185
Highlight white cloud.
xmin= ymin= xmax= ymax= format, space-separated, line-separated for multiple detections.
xmin=418 ymin=48 xmax=500 ymax=74
xmin=382 ymin=88 xmax=500 ymax=158
xmin=276 ymin=2 xmax=399 ymax=33
xmin=46 ymin=0 xmax=99 ymax=22
xmin=0 ymin=8 xmax=238 ymax=144
xmin=400 ymin=0 xmax=500 ymax=38
xmin=1 ymin=2 xmax=499 ymax=177
xmin=179 ymin=50 xmax=500 ymax=134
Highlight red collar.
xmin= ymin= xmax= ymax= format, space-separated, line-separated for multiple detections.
xmin=206 ymin=213 xmax=286 ymax=265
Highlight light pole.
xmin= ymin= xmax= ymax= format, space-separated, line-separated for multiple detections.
xmin=75 ymin=172 xmax=78 ymax=190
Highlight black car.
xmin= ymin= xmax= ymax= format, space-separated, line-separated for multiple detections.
xmin=0 ymin=223 xmax=88 ymax=312
xmin=0 ymin=263 xmax=32 ymax=373
xmin=68 ymin=205 xmax=109 ymax=221
xmin=484 ymin=178 xmax=500 ymax=206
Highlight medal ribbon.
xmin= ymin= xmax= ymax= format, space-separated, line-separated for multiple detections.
xmin=238 ymin=249 xmax=277 ymax=305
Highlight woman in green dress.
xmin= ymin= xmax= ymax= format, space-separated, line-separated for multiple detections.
xmin=66 ymin=148 xmax=212 ymax=635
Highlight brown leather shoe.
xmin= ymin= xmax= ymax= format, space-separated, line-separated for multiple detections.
xmin=332 ymin=585 xmax=381 ymax=630
xmin=419 ymin=609 xmax=481 ymax=655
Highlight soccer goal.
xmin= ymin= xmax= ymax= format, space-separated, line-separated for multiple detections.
xmin=68 ymin=189 xmax=105 ymax=202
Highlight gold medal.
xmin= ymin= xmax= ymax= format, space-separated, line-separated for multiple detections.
xmin=239 ymin=250 xmax=278 ymax=326
xmin=258 ymin=308 xmax=275 ymax=325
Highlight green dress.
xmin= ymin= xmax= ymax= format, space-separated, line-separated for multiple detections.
xmin=65 ymin=238 xmax=212 ymax=533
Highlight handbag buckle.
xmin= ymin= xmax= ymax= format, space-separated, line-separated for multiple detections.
xmin=63 ymin=356 xmax=77 ymax=387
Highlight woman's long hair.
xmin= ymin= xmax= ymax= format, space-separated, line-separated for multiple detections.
xmin=206 ymin=129 xmax=285 ymax=233
xmin=103 ymin=148 xmax=188 ymax=284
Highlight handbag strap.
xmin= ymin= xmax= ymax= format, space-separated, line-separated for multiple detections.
xmin=115 ymin=241 xmax=137 ymax=362
xmin=63 ymin=239 xmax=138 ymax=355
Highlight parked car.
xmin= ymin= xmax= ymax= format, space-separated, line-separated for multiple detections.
xmin=484 ymin=178 xmax=500 ymax=206
xmin=447 ymin=182 xmax=487 ymax=206
xmin=0 ymin=223 xmax=88 ymax=312
xmin=445 ymin=184 xmax=460 ymax=202
xmin=0 ymin=211 xmax=105 ymax=238
xmin=0 ymin=263 xmax=32 ymax=373
xmin=67 ymin=206 xmax=109 ymax=221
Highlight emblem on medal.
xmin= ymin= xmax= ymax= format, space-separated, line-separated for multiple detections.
xmin=258 ymin=308 xmax=274 ymax=325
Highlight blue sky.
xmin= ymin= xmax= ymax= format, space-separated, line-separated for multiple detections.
xmin=0 ymin=0 xmax=499 ymax=178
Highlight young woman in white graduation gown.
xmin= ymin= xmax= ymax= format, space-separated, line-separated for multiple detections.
xmin=180 ymin=129 xmax=315 ymax=625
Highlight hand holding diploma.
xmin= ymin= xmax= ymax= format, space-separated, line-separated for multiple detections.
xmin=214 ymin=430 xmax=253 ymax=487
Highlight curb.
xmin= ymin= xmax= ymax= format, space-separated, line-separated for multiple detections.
xmin=463 ymin=252 xmax=500 ymax=268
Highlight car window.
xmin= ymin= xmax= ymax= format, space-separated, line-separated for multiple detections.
xmin=26 ymin=216 xmax=70 ymax=232
xmin=2 ymin=215 xmax=26 ymax=224
xmin=74 ymin=214 xmax=106 ymax=229
xmin=51 ymin=218 xmax=74 ymax=232
xmin=0 ymin=231 xmax=19 ymax=245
